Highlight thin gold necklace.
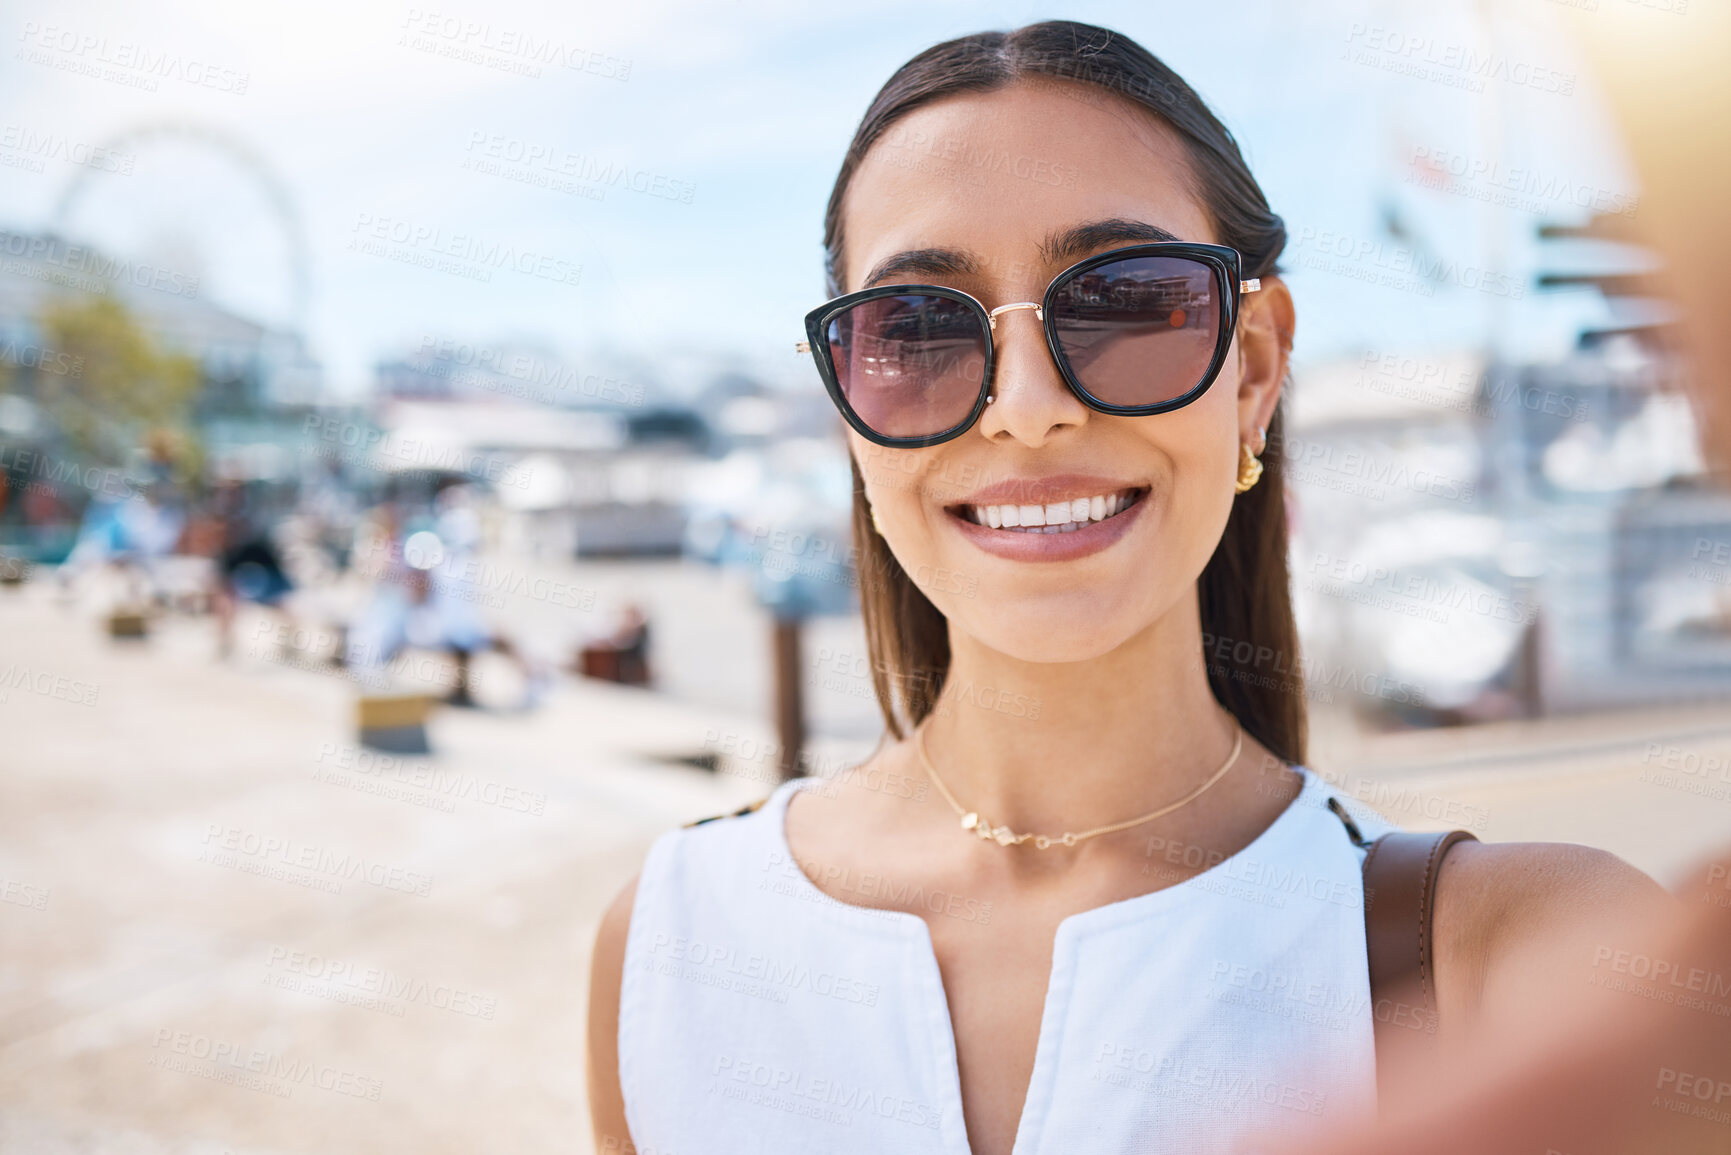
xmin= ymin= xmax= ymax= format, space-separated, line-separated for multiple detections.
xmin=914 ymin=720 xmax=1244 ymax=849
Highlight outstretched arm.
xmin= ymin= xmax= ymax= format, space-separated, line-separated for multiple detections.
xmin=1277 ymin=840 xmax=1729 ymax=1154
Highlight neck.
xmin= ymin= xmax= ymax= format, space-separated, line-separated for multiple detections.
xmin=915 ymin=602 xmax=1241 ymax=840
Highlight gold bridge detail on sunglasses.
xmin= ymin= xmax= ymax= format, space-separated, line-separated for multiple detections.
xmin=986 ymin=301 xmax=1043 ymax=329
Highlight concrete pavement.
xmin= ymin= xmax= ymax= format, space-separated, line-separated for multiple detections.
xmin=1 ymin=568 xmax=1727 ymax=1153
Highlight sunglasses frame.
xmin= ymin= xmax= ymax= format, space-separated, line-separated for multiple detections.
xmin=800 ymin=241 xmax=1257 ymax=449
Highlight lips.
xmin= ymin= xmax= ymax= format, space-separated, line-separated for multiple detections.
xmin=952 ymin=487 xmax=1146 ymax=532
xmin=939 ymin=474 xmax=1151 ymax=562
xmin=942 ymin=473 xmax=1149 ymax=532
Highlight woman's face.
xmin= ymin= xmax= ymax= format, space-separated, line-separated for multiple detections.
xmin=840 ymin=79 xmax=1292 ymax=664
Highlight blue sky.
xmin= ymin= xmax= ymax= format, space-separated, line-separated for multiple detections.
xmin=0 ymin=0 xmax=1643 ymax=399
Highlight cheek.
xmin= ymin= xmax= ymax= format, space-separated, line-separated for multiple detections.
xmin=852 ymin=439 xmax=922 ymax=512
xmin=1121 ymin=404 xmax=1241 ymax=596
xmin=1159 ymin=454 xmax=1238 ymax=573
xmin=851 ymin=440 xmax=949 ymax=580
xmin=1148 ymin=381 xmax=1241 ymax=495
xmin=852 ymin=435 xmax=974 ymax=518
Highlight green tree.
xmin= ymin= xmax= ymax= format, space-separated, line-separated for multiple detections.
xmin=31 ymin=296 xmax=202 ymax=474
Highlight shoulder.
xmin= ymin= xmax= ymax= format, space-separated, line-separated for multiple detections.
xmin=594 ymin=788 xmax=781 ymax=961
xmin=1432 ymin=839 xmax=1674 ymax=1030
xmin=1437 ymin=839 xmax=1669 ymax=945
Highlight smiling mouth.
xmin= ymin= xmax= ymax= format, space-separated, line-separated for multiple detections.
xmin=947 ymin=487 xmax=1148 ymax=533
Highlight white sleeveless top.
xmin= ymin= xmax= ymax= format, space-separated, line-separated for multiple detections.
xmin=618 ymin=765 xmax=1400 ymax=1154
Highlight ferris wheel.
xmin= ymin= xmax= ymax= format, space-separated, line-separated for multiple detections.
xmin=51 ymin=119 xmax=312 ymax=332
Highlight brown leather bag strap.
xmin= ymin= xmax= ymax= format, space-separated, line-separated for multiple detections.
xmin=1326 ymin=796 xmax=1477 ymax=1096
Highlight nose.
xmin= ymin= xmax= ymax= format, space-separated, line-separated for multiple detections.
xmin=976 ymin=302 xmax=1089 ymax=446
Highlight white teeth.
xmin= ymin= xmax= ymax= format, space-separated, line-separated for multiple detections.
xmin=958 ymin=489 xmax=1141 ymax=533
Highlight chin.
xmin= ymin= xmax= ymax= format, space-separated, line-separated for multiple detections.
xmin=938 ymin=589 xmax=1157 ymax=666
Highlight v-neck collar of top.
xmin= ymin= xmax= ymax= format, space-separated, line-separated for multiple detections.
xmin=764 ymin=764 xmax=1330 ymax=1155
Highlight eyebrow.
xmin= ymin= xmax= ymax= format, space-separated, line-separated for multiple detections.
xmin=859 ymin=247 xmax=979 ymax=289
xmin=859 ymin=218 xmax=1184 ymax=289
xmin=1042 ymin=218 xmax=1183 ymax=266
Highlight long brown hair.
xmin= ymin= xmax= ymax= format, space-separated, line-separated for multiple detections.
xmin=826 ymin=20 xmax=1305 ymax=765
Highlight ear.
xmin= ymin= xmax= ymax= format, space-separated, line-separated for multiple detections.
xmin=1233 ymin=274 xmax=1295 ymax=451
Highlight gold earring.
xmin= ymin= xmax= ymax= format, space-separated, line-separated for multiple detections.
xmin=870 ymin=504 xmax=886 ymax=534
xmin=1234 ymin=442 xmax=1264 ymax=494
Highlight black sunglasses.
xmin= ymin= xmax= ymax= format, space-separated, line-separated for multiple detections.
xmin=796 ymin=242 xmax=1261 ymax=448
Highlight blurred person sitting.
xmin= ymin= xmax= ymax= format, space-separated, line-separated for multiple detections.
xmin=344 ymin=478 xmax=498 ymax=705
xmin=56 ymin=460 xmax=185 ymax=616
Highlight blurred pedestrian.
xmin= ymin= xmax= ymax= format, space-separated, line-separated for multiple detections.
xmin=197 ymin=473 xmax=294 ymax=659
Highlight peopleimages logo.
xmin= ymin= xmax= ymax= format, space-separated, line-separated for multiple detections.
xmin=879 ymin=124 xmax=1080 ymax=189
xmin=0 ymin=339 xmax=84 ymax=377
xmin=150 ymin=1028 xmax=382 ymax=1100
xmin=346 ymin=213 xmax=581 ymax=288
xmin=301 ymin=414 xmax=536 ymax=490
xmin=0 ymin=448 xmax=141 ymax=502
xmin=1291 ymin=225 xmax=1525 ymax=300
xmin=710 ymin=1054 xmax=944 ymax=1130
xmin=0 ymin=123 xmax=134 ymax=174
xmin=1342 ymin=22 xmax=1576 ymax=96
xmin=265 ymin=946 xmax=499 ymax=1019
xmin=647 ymin=933 xmax=882 ymax=1006
xmin=0 ymin=662 xmax=100 ymax=707
xmin=199 ymin=824 xmax=433 ymax=897
xmin=0 ymin=232 xmax=200 ymax=298
xmin=15 ymin=21 xmax=251 ymax=94
xmin=1408 ymin=144 xmax=1639 ymax=218
xmin=313 ymin=741 xmax=549 ymax=815
xmin=1199 ymin=632 xmax=1426 ymax=708
xmin=1306 ymin=551 xmax=1537 ymax=626
xmin=1090 ymin=1043 xmax=1330 ymax=1116
xmin=397 ymin=9 xmax=632 ymax=80
xmin=1273 ymin=431 xmax=1478 ymax=503
xmin=463 ymin=131 xmax=695 ymax=204
xmin=1352 ymin=349 xmax=1592 ymax=424
xmin=414 ymin=336 xmax=646 ymax=406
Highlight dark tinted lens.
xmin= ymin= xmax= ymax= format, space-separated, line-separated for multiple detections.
xmin=826 ymin=294 xmax=986 ymax=439
xmin=1049 ymin=256 xmax=1221 ymax=407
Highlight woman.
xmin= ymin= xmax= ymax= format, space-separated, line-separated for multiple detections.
xmin=587 ymin=21 xmax=1667 ymax=1154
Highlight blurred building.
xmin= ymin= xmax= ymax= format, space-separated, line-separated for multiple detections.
xmin=365 ymin=344 xmax=856 ymax=571
xmin=371 ymin=344 xmax=707 ymax=557
xmin=1497 ymin=215 xmax=1731 ymax=711
xmin=1289 ymin=213 xmax=1731 ymax=722
xmin=0 ymin=228 xmax=328 ymax=559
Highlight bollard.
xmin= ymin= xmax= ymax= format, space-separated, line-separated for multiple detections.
xmin=772 ymin=616 xmax=804 ymax=782
xmin=107 ymin=608 xmax=149 ymax=639
xmin=356 ymin=693 xmax=436 ymax=754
